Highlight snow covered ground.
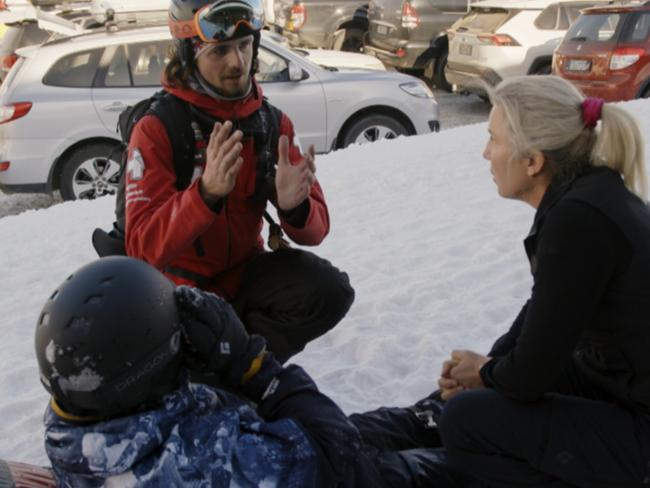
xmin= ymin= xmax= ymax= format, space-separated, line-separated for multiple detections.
xmin=0 ymin=99 xmax=648 ymax=466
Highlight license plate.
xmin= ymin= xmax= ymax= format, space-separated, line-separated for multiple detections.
xmin=459 ymin=43 xmax=472 ymax=56
xmin=377 ymin=24 xmax=389 ymax=35
xmin=566 ymin=59 xmax=591 ymax=72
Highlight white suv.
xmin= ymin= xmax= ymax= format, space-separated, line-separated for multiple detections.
xmin=445 ymin=0 xmax=611 ymax=95
xmin=0 ymin=25 xmax=439 ymax=200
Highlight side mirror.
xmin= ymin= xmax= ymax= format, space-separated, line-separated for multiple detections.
xmin=288 ymin=61 xmax=308 ymax=81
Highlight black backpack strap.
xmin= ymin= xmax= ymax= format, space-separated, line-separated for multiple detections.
xmin=149 ymin=93 xmax=196 ymax=190
xmin=93 ymin=92 xmax=196 ymax=258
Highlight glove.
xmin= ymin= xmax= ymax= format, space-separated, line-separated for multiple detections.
xmin=175 ymin=285 xmax=266 ymax=387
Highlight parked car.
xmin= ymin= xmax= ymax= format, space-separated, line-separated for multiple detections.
xmin=0 ymin=20 xmax=51 ymax=81
xmin=445 ymin=0 xmax=611 ymax=96
xmin=271 ymin=0 xmax=369 ymax=52
xmin=0 ymin=26 xmax=439 ymax=200
xmin=553 ymin=1 xmax=650 ymax=100
xmin=364 ymin=0 xmax=472 ymax=90
xmin=0 ymin=1 xmax=98 ymax=82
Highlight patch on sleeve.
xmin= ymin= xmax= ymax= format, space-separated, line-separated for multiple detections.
xmin=126 ymin=148 xmax=145 ymax=181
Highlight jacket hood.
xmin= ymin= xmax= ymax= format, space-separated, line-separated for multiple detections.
xmin=164 ymin=77 xmax=264 ymax=120
xmin=44 ymin=380 xmax=317 ymax=487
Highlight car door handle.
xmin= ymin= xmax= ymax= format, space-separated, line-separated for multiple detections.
xmin=102 ymin=102 xmax=129 ymax=112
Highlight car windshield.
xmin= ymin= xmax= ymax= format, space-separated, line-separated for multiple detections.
xmin=566 ymin=12 xmax=622 ymax=41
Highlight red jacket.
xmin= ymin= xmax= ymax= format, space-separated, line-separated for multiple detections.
xmin=125 ymin=81 xmax=330 ymax=299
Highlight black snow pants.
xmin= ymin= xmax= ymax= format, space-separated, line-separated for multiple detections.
xmin=439 ymin=388 xmax=650 ymax=488
xmin=232 ymin=248 xmax=355 ymax=363
xmin=345 ymin=391 xmax=483 ymax=488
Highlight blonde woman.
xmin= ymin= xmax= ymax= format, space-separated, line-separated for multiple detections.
xmin=437 ymin=75 xmax=650 ymax=487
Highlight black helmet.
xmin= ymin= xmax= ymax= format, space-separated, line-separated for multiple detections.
xmin=35 ymin=257 xmax=183 ymax=419
xmin=169 ymin=0 xmax=264 ymax=72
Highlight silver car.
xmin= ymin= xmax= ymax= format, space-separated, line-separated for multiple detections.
xmin=0 ymin=25 xmax=439 ymax=200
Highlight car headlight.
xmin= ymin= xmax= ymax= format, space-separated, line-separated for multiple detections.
xmin=399 ymin=81 xmax=434 ymax=98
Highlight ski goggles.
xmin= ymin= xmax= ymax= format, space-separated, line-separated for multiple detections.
xmin=169 ymin=0 xmax=264 ymax=43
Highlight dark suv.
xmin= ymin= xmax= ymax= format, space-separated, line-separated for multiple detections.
xmin=364 ymin=0 xmax=470 ymax=89
xmin=271 ymin=0 xmax=369 ymax=51
xmin=553 ymin=1 xmax=650 ymax=100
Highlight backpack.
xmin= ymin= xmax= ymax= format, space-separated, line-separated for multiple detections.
xmin=92 ymin=90 xmax=286 ymax=258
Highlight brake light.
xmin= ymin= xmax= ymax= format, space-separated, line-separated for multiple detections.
xmin=477 ymin=34 xmax=520 ymax=46
xmin=0 ymin=162 xmax=9 ymax=172
xmin=610 ymin=47 xmax=644 ymax=70
xmin=401 ymin=1 xmax=419 ymax=29
xmin=396 ymin=47 xmax=407 ymax=58
xmin=1 ymin=54 xmax=18 ymax=70
xmin=0 ymin=0 xmax=6 ymax=10
xmin=0 ymin=103 xmax=33 ymax=124
xmin=289 ymin=2 xmax=306 ymax=30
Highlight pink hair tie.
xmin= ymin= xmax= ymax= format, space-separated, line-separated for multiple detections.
xmin=582 ymin=97 xmax=604 ymax=129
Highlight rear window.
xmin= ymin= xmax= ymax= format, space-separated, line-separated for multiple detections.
xmin=535 ymin=3 xmax=593 ymax=30
xmin=565 ymin=12 xmax=622 ymax=41
xmin=620 ymin=12 xmax=650 ymax=42
xmin=43 ymin=48 xmax=103 ymax=87
xmin=452 ymin=7 xmax=516 ymax=33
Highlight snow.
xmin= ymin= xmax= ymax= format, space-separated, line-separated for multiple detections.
xmin=0 ymin=99 xmax=648 ymax=466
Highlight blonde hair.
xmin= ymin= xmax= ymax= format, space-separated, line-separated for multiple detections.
xmin=487 ymin=75 xmax=647 ymax=200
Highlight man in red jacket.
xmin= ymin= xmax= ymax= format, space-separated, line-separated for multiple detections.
xmin=124 ymin=0 xmax=354 ymax=363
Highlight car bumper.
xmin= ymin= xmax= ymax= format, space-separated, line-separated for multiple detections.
xmin=407 ymin=96 xmax=440 ymax=135
xmin=364 ymin=42 xmax=430 ymax=70
xmin=558 ymin=74 xmax=640 ymax=102
xmin=444 ymin=62 xmax=501 ymax=93
xmin=0 ymin=136 xmax=60 ymax=192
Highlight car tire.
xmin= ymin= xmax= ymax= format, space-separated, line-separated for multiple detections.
xmin=60 ymin=142 xmax=121 ymax=201
xmin=340 ymin=114 xmax=409 ymax=147
xmin=340 ymin=27 xmax=365 ymax=53
xmin=433 ymin=50 xmax=452 ymax=92
xmin=641 ymin=85 xmax=650 ymax=98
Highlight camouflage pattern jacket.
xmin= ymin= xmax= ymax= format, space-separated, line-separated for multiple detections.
xmin=44 ymin=361 xmax=362 ymax=487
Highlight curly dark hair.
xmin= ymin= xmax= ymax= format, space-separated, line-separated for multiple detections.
xmin=164 ymin=43 xmax=193 ymax=88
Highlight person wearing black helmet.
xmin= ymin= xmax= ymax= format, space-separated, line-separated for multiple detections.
xmin=124 ymin=0 xmax=354 ymax=364
xmin=37 ymin=258 xmax=473 ymax=487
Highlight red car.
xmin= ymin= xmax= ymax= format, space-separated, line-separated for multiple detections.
xmin=553 ymin=1 xmax=650 ymax=101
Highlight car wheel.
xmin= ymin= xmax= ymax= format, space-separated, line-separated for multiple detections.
xmin=433 ymin=50 xmax=452 ymax=92
xmin=340 ymin=114 xmax=409 ymax=147
xmin=60 ymin=142 xmax=121 ymax=201
xmin=641 ymin=85 xmax=650 ymax=98
xmin=340 ymin=28 xmax=365 ymax=53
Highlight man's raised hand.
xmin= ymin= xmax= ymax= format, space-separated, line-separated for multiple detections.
xmin=275 ymin=135 xmax=316 ymax=212
xmin=199 ymin=121 xmax=244 ymax=206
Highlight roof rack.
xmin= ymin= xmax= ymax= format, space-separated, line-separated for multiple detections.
xmin=100 ymin=8 xmax=168 ymax=32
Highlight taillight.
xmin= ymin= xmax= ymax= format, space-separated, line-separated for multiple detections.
xmin=447 ymin=29 xmax=455 ymax=42
xmin=477 ymin=34 xmax=520 ymax=46
xmin=0 ymin=0 xmax=6 ymax=10
xmin=610 ymin=47 xmax=644 ymax=70
xmin=0 ymin=102 xmax=33 ymax=124
xmin=401 ymin=1 xmax=419 ymax=29
xmin=289 ymin=2 xmax=306 ymax=30
xmin=0 ymin=162 xmax=10 ymax=172
xmin=1 ymin=54 xmax=18 ymax=70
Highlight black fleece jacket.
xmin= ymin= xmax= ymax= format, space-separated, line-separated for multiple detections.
xmin=481 ymin=167 xmax=650 ymax=415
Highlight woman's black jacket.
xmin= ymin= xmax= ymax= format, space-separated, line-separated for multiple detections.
xmin=481 ymin=167 xmax=650 ymax=415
